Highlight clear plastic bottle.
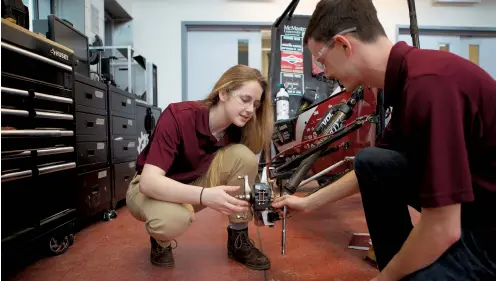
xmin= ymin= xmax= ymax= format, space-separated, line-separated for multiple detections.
xmin=275 ymin=83 xmax=290 ymax=121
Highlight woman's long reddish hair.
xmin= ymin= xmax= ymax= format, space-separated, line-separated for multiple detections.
xmin=202 ymin=64 xmax=274 ymax=155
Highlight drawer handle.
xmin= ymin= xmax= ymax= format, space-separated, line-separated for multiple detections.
xmin=123 ymin=146 xmax=128 ymax=151
xmin=86 ymin=121 xmax=94 ymax=128
xmin=121 ymin=101 xmax=127 ymax=107
xmin=1 ymin=170 xmax=32 ymax=182
xmin=124 ymin=176 xmax=130 ymax=182
xmin=1 ymin=129 xmax=73 ymax=137
xmin=36 ymin=111 xmax=74 ymax=120
xmin=85 ymin=93 xmax=93 ymax=99
xmin=122 ymin=124 xmax=128 ymax=129
xmin=38 ymin=162 xmax=76 ymax=175
xmin=91 ymin=184 xmax=99 ymax=194
xmin=1 ymin=87 xmax=29 ymax=97
xmin=35 ymin=92 xmax=73 ymax=104
xmin=87 ymin=149 xmax=95 ymax=156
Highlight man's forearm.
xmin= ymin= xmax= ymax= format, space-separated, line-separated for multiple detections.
xmin=306 ymin=170 xmax=360 ymax=210
xmin=379 ymin=207 xmax=461 ymax=281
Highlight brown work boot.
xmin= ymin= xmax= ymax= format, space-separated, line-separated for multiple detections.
xmin=227 ymin=227 xmax=271 ymax=270
xmin=150 ymin=236 xmax=176 ymax=267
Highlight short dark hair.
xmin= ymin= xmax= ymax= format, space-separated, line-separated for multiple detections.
xmin=303 ymin=0 xmax=387 ymax=45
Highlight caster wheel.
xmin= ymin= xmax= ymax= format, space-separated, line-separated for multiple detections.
xmin=48 ymin=235 xmax=70 ymax=256
xmin=109 ymin=210 xmax=117 ymax=219
xmin=68 ymin=234 xmax=75 ymax=246
xmin=103 ymin=211 xmax=111 ymax=221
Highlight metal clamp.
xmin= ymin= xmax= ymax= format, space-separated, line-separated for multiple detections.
xmin=235 ymin=175 xmax=251 ymax=202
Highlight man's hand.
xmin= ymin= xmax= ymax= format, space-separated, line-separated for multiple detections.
xmin=271 ymin=194 xmax=312 ymax=213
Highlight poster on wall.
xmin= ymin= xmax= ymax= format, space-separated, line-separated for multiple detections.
xmin=280 ymin=72 xmax=304 ymax=96
xmin=280 ymin=24 xmax=305 ymax=52
xmin=281 ymin=50 xmax=304 ymax=73
xmin=270 ymin=14 xmax=334 ymax=118
xmin=280 ymin=34 xmax=304 ymax=52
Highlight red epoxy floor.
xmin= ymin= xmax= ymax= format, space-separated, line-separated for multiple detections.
xmin=7 ymin=194 xmax=389 ymax=281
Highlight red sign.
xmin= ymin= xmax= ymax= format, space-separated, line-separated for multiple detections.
xmin=281 ymin=51 xmax=303 ymax=73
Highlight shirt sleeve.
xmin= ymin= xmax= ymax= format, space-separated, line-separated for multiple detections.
xmin=144 ymin=106 xmax=181 ymax=173
xmin=403 ymin=75 xmax=474 ymax=208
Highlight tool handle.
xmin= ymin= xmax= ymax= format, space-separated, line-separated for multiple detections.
xmin=282 ymin=205 xmax=287 ymax=255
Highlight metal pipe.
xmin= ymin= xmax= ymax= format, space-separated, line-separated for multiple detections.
xmin=407 ymin=0 xmax=420 ymax=48
xmin=298 ymin=156 xmax=355 ymax=188
xmin=273 ymin=0 xmax=300 ymax=28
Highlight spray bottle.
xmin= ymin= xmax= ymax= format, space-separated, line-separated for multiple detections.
xmin=275 ymin=83 xmax=290 ymax=121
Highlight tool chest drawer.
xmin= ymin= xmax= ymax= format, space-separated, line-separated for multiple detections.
xmin=113 ymin=161 xmax=135 ymax=202
xmin=110 ymin=87 xmax=135 ymax=117
xmin=1 ymin=41 xmax=73 ymax=90
xmin=111 ymin=137 xmax=137 ymax=160
xmin=75 ymin=112 xmax=107 ymax=137
xmin=77 ymin=167 xmax=111 ymax=216
xmin=112 ymin=115 xmax=136 ymax=136
xmin=76 ymin=141 xmax=108 ymax=166
xmin=75 ymin=80 xmax=107 ymax=113
xmin=1 ymin=176 xmax=39 ymax=238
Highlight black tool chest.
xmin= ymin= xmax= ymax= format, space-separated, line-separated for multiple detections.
xmin=108 ymin=85 xmax=138 ymax=209
xmin=1 ymin=19 xmax=163 ymax=267
xmin=74 ymin=73 xmax=112 ymax=220
xmin=1 ymin=19 xmax=77 ymax=257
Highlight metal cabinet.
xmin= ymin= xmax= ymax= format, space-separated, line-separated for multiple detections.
xmin=1 ymin=19 xmax=77 ymax=259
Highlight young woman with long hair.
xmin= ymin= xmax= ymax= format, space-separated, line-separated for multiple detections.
xmin=126 ymin=64 xmax=274 ymax=270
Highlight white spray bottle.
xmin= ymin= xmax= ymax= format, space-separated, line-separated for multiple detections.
xmin=275 ymin=83 xmax=290 ymax=121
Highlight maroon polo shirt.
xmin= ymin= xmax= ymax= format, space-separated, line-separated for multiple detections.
xmin=378 ymin=41 xmax=496 ymax=229
xmin=136 ymin=101 xmax=241 ymax=183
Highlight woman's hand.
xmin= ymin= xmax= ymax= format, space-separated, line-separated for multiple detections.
xmin=201 ymin=186 xmax=250 ymax=215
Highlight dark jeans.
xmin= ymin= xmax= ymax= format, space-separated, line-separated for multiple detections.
xmin=354 ymin=147 xmax=496 ymax=281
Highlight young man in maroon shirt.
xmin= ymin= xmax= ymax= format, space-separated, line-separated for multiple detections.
xmin=272 ymin=0 xmax=496 ymax=280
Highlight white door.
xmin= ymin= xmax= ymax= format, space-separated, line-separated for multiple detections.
xmin=460 ymin=37 xmax=496 ymax=79
xmin=398 ymin=34 xmax=462 ymax=56
xmin=186 ymin=30 xmax=262 ymax=102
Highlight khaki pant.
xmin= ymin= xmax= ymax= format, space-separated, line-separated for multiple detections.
xmin=126 ymin=144 xmax=259 ymax=247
